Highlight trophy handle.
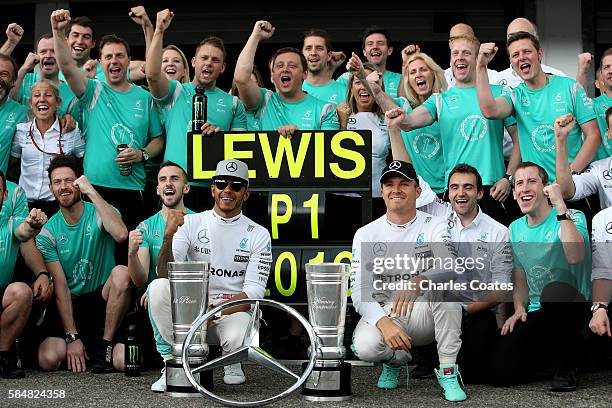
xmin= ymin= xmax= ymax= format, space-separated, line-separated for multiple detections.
xmin=181 ymin=298 xmax=317 ymax=407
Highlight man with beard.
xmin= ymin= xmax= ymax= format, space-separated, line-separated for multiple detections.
xmin=384 ymin=35 xmax=520 ymax=225
xmin=301 ymin=29 xmax=347 ymax=106
xmin=493 ymin=160 xmax=591 ymax=391
xmin=12 ymin=34 xmax=81 ymax=127
xmin=0 ymin=54 xmax=28 ymax=175
xmin=151 ymin=159 xmax=272 ymax=388
xmin=0 ymin=170 xmax=49 ymax=379
xmin=51 ymin=9 xmax=163 ymax=235
xmin=36 ymin=154 xmax=131 ymax=374
xmin=476 ymin=32 xmax=601 ymax=182
xmin=146 ymin=9 xmax=246 ymax=212
xmin=234 ymin=21 xmax=338 ymax=137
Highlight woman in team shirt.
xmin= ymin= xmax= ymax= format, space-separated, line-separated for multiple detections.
xmin=161 ymin=45 xmax=190 ymax=83
xmin=398 ymin=52 xmax=447 ymax=196
xmin=10 ymin=80 xmax=85 ymax=216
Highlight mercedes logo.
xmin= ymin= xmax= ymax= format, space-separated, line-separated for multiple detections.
xmin=389 ymin=161 xmax=402 ymax=170
xmin=373 ymin=242 xmax=388 ymax=256
xmin=603 ymin=170 xmax=612 ymax=181
xmin=197 ymin=229 xmax=210 ymax=244
xmin=606 ymin=222 xmax=612 ymax=235
xmin=226 ymin=161 xmax=238 ymax=172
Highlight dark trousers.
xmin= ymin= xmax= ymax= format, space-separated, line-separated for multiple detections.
xmin=490 ymin=282 xmax=588 ymax=386
xmin=91 ymin=186 xmax=145 ymax=266
xmin=457 ymin=309 xmax=499 ymax=384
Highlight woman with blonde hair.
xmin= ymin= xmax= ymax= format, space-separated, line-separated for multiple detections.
xmin=397 ymin=51 xmax=447 ymax=195
xmin=161 ymin=45 xmax=190 ymax=83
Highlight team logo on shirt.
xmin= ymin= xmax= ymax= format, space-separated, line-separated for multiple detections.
xmin=417 ymin=233 xmax=425 ymax=244
xmin=460 ymin=115 xmax=488 ymax=142
xmin=134 ymin=99 xmax=143 ymax=110
xmin=6 ymin=113 xmax=15 ymax=123
xmin=197 ymin=229 xmax=210 ymax=244
xmin=372 ymin=242 xmax=387 ymax=256
xmin=329 ymin=95 xmax=337 ymax=103
xmin=302 ymin=110 xmax=313 ymax=121
xmin=479 ymin=232 xmax=488 ymax=242
xmin=602 ymin=170 xmax=612 ymax=181
xmin=554 ymin=93 xmax=563 ymax=103
xmin=545 ymin=230 xmax=553 ymax=241
xmin=110 ymin=123 xmax=135 ymax=146
xmin=73 ymin=259 xmax=93 ymax=282
xmin=531 ymin=124 xmax=556 ymax=153
xmin=521 ymin=96 xmax=530 ymax=107
xmin=59 ymin=234 xmax=68 ymax=244
xmin=348 ymin=117 xmax=356 ymax=125
xmin=413 ymin=133 xmax=441 ymax=158
xmin=240 ymin=238 xmax=248 ymax=249
xmin=605 ymin=222 xmax=612 ymax=235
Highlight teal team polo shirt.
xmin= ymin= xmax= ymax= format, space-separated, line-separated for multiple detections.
xmin=0 ymin=98 xmax=28 ymax=174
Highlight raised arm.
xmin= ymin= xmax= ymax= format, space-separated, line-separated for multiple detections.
xmin=11 ymin=52 xmax=39 ymax=101
xmin=554 ymin=114 xmax=577 ymax=199
xmin=575 ymin=53 xmax=592 ymax=93
xmin=156 ymin=209 xmax=185 ymax=278
xmin=51 ymin=9 xmax=88 ymax=97
xmin=476 ymin=43 xmax=513 ymax=120
xmin=544 ymin=183 xmax=585 ymax=264
xmin=0 ymin=23 xmax=24 ymax=56
xmin=385 ymin=109 xmax=411 ymax=162
xmin=15 ymin=208 xmax=48 ymax=241
xmin=73 ymin=175 xmax=128 ymax=242
xmin=145 ymin=9 xmax=174 ymax=98
xmin=346 ymin=53 xmax=399 ymax=113
xmin=570 ymin=119 xmax=601 ymax=173
xmin=127 ymin=229 xmax=150 ymax=288
xmin=234 ymin=21 xmax=274 ymax=110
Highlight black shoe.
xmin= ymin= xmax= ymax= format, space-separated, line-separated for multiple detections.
xmin=0 ymin=351 xmax=25 ymax=379
xmin=90 ymin=340 xmax=114 ymax=374
xmin=549 ymin=369 xmax=577 ymax=392
xmin=411 ymin=361 xmax=436 ymax=379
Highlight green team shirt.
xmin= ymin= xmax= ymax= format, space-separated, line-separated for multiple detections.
xmin=503 ymin=75 xmax=596 ymax=181
xmin=36 ymin=201 xmax=118 ymax=296
xmin=302 ymin=80 xmax=347 ymax=106
xmin=59 ymin=63 xmax=105 ymax=83
xmin=0 ymin=98 xmax=28 ymax=174
xmin=137 ymin=208 xmax=195 ymax=284
xmin=251 ymin=87 xmax=339 ymax=131
xmin=0 ymin=216 xmax=25 ymax=288
xmin=402 ymin=104 xmax=445 ymax=193
xmin=79 ymin=79 xmax=163 ymax=190
xmin=0 ymin=181 xmax=28 ymax=221
xmin=422 ymin=85 xmax=515 ymax=186
xmin=18 ymin=72 xmax=81 ymax=126
xmin=338 ymin=70 xmax=402 ymax=97
xmin=509 ymin=208 xmax=591 ymax=312
xmin=156 ymin=81 xmax=247 ymax=177
xmin=593 ymin=93 xmax=612 ymax=160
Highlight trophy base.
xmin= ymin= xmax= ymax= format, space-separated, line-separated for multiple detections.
xmin=301 ymin=361 xmax=352 ymax=401
xmin=165 ymin=357 xmax=213 ymax=397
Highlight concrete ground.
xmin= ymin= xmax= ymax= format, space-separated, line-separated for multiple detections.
xmin=1 ymin=365 xmax=610 ymax=407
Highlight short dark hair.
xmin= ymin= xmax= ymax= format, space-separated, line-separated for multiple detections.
xmin=600 ymin=48 xmax=612 ymax=73
xmin=67 ymin=16 xmax=96 ymax=41
xmin=159 ymin=161 xmax=188 ymax=181
xmin=506 ymin=31 xmax=540 ymax=51
xmin=270 ymin=47 xmax=308 ymax=72
xmin=448 ymin=164 xmax=483 ymax=192
xmin=0 ymin=53 xmax=18 ymax=82
xmin=99 ymin=34 xmax=130 ymax=58
xmin=0 ymin=169 xmax=6 ymax=192
xmin=303 ymin=28 xmax=333 ymax=51
xmin=47 ymin=154 xmax=83 ymax=181
xmin=514 ymin=161 xmax=548 ymax=186
xmin=35 ymin=33 xmax=53 ymax=52
xmin=606 ymin=106 xmax=612 ymax=128
xmin=195 ymin=36 xmax=226 ymax=62
xmin=362 ymin=26 xmax=392 ymax=49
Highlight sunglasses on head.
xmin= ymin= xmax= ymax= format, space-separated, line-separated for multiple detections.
xmin=213 ymin=178 xmax=246 ymax=192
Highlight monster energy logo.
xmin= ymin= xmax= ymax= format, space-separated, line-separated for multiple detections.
xmin=128 ymin=345 xmax=139 ymax=365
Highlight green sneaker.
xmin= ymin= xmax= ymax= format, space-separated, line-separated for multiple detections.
xmin=435 ymin=364 xmax=467 ymax=402
xmin=377 ymin=364 xmax=401 ymax=389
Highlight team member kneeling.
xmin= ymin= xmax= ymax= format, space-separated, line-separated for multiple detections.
xmin=350 ymin=160 xmax=467 ymax=402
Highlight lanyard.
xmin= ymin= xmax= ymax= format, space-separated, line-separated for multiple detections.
xmin=28 ymin=120 xmax=63 ymax=156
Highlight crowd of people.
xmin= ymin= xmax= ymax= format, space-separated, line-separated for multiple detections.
xmin=0 ymin=5 xmax=610 ymax=404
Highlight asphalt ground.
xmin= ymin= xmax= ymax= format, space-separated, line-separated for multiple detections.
xmin=1 ymin=364 xmax=610 ymax=408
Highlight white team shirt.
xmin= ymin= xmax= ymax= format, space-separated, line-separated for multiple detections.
xmin=416 ymin=179 xmax=452 ymax=217
xmin=446 ymin=207 xmax=512 ymax=305
xmin=591 ymin=206 xmax=612 ymax=282
xmin=350 ymin=211 xmax=455 ymax=326
xmin=347 ymin=112 xmax=390 ymax=197
xmin=11 ymin=118 xmax=85 ymax=201
xmin=571 ymin=156 xmax=612 ymax=209
xmin=172 ymin=210 xmax=272 ymax=305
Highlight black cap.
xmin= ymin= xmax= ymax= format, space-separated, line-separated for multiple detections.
xmin=380 ymin=160 xmax=418 ymax=184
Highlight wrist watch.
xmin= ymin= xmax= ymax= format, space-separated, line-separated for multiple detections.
xmin=65 ymin=332 xmax=80 ymax=343
xmin=556 ymin=212 xmax=572 ymax=221
xmin=38 ymin=271 xmax=53 ymax=284
xmin=140 ymin=149 xmax=150 ymax=162
xmin=591 ymin=303 xmax=609 ymax=314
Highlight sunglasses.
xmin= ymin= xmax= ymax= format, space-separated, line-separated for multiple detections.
xmin=213 ymin=179 xmax=246 ymax=192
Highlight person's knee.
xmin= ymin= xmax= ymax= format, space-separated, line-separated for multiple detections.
xmin=5 ymin=282 xmax=33 ymax=310
xmin=110 ymin=266 xmax=131 ymax=293
xmin=353 ymin=331 xmax=385 ymax=362
xmin=220 ymin=315 xmax=250 ymax=351
xmin=147 ymin=278 xmax=169 ymax=305
xmin=38 ymin=344 xmax=63 ymax=371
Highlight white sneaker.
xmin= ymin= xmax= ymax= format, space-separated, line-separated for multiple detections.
xmin=150 ymin=367 xmax=166 ymax=392
xmin=223 ymin=363 xmax=246 ymax=385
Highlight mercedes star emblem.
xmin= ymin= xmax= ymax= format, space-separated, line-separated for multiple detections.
xmin=226 ymin=161 xmax=238 ymax=172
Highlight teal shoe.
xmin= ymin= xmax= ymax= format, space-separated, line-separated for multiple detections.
xmin=377 ymin=363 xmax=401 ymax=389
xmin=435 ymin=364 xmax=467 ymax=402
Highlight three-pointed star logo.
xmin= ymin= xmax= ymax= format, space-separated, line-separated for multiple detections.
xmin=226 ymin=162 xmax=238 ymax=172
xmin=373 ymin=242 xmax=388 ymax=256
xmin=389 ymin=161 xmax=401 ymax=170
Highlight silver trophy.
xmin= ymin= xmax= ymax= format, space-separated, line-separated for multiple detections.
xmin=166 ymin=261 xmax=211 ymax=397
xmin=302 ymin=263 xmax=352 ymax=401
